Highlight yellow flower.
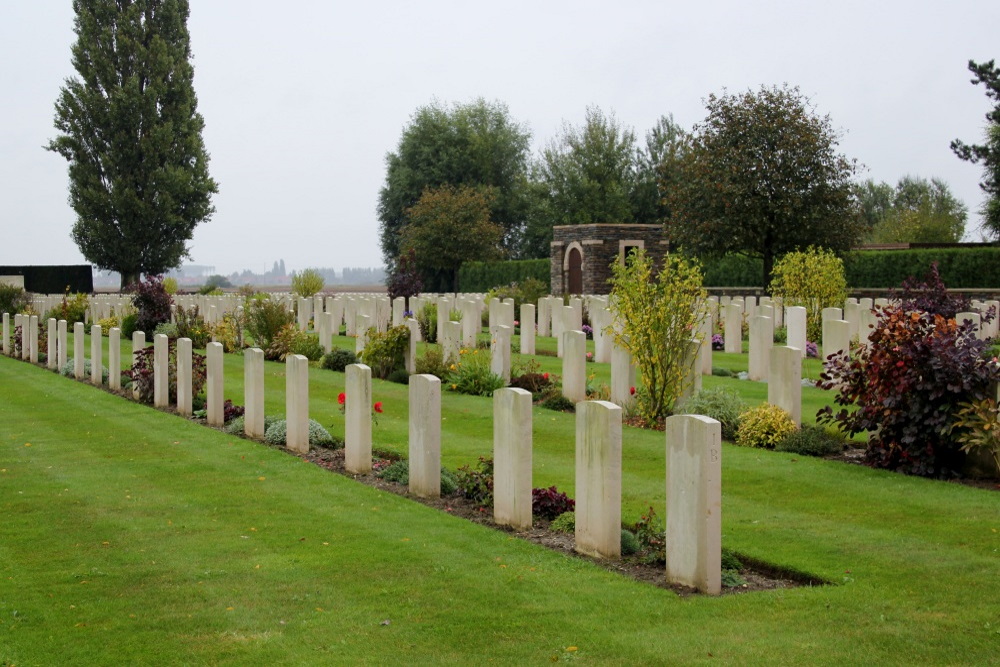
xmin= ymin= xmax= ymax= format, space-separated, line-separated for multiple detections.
xmin=449 ymin=364 xmax=456 ymax=371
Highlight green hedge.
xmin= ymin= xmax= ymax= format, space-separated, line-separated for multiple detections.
xmin=843 ymin=248 xmax=1000 ymax=288
xmin=698 ymin=248 xmax=1000 ymax=289
xmin=459 ymin=259 xmax=550 ymax=292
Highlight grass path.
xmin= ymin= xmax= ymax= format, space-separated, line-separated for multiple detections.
xmin=2 ymin=347 xmax=999 ymax=664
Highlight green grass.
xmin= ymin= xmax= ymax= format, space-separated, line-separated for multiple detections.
xmin=3 ymin=337 xmax=1000 ymax=664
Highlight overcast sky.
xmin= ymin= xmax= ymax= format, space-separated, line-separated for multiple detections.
xmin=2 ymin=1 xmax=997 ymax=276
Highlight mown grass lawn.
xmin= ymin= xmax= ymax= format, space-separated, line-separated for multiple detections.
xmin=1 ymin=335 xmax=999 ymax=665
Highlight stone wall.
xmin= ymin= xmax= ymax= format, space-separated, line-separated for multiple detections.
xmin=550 ymin=224 xmax=668 ymax=295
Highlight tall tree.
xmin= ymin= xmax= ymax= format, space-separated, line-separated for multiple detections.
xmin=951 ymin=59 xmax=1000 ymax=238
xmin=47 ymin=0 xmax=217 ymax=290
xmin=632 ymin=114 xmax=687 ymax=224
xmin=666 ymin=85 xmax=861 ymax=287
xmin=377 ymin=99 xmax=531 ymax=270
xmin=856 ymin=176 xmax=968 ymax=243
xmin=401 ymin=185 xmax=504 ymax=292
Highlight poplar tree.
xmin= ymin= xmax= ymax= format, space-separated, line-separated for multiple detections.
xmin=47 ymin=0 xmax=217 ymax=290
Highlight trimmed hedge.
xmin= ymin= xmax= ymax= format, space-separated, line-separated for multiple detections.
xmin=843 ymin=248 xmax=1000 ymax=289
xmin=459 ymin=259 xmax=550 ymax=292
xmin=0 ymin=265 xmax=94 ymax=294
xmin=699 ymin=248 xmax=1000 ymax=289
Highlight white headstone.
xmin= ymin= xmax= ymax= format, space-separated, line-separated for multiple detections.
xmin=575 ymin=401 xmax=622 ymax=559
xmin=206 ymin=342 xmax=225 ymax=426
xmin=345 ymin=363 xmax=373 ymax=474
xmin=768 ymin=346 xmax=802 ymax=426
xmin=285 ymin=353 xmax=309 ymax=453
xmin=90 ymin=324 xmax=102 ymax=385
xmin=490 ymin=325 xmax=512 ymax=385
xmin=153 ymin=333 xmax=169 ymax=407
xmin=408 ymin=374 xmax=442 ymax=498
xmin=519 ymin=304 xmax=536 ymax=355
xmin=748 ymin=315 xmax=773 ymax=381
xmin=244 ymin=348 xmax=265 ymax=438
xmin=176 ymin=337 xmax=193 ymax=416
xmin=562 ymin=330 xmax=587 ymax=402
xmin=493 ymin=387 xmax=533 ymax=530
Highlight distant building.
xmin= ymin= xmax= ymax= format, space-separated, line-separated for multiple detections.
xmin=550 ymin=224 xmax=668 ymax=295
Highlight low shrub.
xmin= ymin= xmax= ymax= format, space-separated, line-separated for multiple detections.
xmin=119 ymin=312 xmax=139 ymax=338
xmin=153 ymin=322 xmax=179 ymax=340
xmin=375 ymin=460 xmax=458 ymax=494
xmin=245 ymin=297 xmax=295 ymax=351
xmin=620 ymin=530 xmax=641 ymax=556
xmin=126 ymin=342 xmax=206 ymax=405
xmin=96 ymin=316 xmax=118 ymax=336
xmin=126 ymin=275 xmax=172 ymax=334
xmin=0 ymin=283 xmax=29 ymax=315
xmin=60 ymin=358 xmax=109 ymax=384
xmin=361 ymin=325 xmax=410 ymax=380
xmin=263 ymin=419 xmax=335 ymax=448
xmin=540 ymin=395 xmax=575 ymax=412
xmin=386 ymin=368 xmax=410 ymax=384
xmin=947 ymin=398 xmax=1000 ymax=475
xmin=509 ymin=359 xmax=555 ymax=396
xmin=455 ymin=456 xmax=494 ymax=509
xmin=43 ymin=289 xmax=89 ymax=325
xmin=175 ymin=306 xmax=212 ymax=348
xmin=415 ymin=302 xmax=437 ymax=344
xmin=677 ymin=388 xmax=748 ymax=440
xmin=550 ymin=511 xmax=575 ymax=533
xmin=626 ymin=507 xmax=666 ymax=565
xmin=266 ymin=324 xmax=321 ymax=362
xmin=775 ymin=425 xmax=844 ymax=457
xmin=223 ymin=400 xmax=245 ymax=423
xmin=415 ymin=347 xmax=448 ymax=378
xmin=736 ymin=404 xmax=797 ymax=449
xmin=322 ymin=348 xmax=358 ymax=372
xmin=446 ymin=348 xmax=505 ymax=396
xmin=532 ymin=486 xmax=575 ymax=520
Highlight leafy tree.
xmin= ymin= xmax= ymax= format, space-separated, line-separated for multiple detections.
xmin=951 ymin=59 xmax=1000 ymax=238
xmin=377 ymin=99 xmax=531 ymax=269
xmin=606 ymin=249 xmax=706 ymax=425
xmin=666 ymin=85 xmax=862 ymax=287
xmin=46 ymin=0 xmax=217 ymax=290
xmin=632 ymin=114 xmax=688 ymax=224
xmin=857 ymin=176 xmax=967 ymax=243
xmin=385 ymin=248 xmax=423 ymax=305
xmin=769 ymin=247 xmax=847 ymax=343
xmin=402 ymin=185 xmax=504 ymax=292
xmin=290 ymin=268 xmax=325 ymax=298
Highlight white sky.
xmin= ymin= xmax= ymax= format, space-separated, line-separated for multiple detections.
xmin=2 ymin=1 xmax=997 ymax=275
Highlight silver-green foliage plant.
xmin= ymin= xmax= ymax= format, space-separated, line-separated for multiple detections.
xmin=60 ymin=358 xmax=109 ymax=384
xmin=263 ymin=419 xmax=335 ymax=448
xmin=677 ymin=388 xmax=748 ymax=441
xmin=769 ymin=246 xmax=847 ymax=343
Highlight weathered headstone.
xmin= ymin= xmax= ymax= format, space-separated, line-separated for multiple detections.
xmin=768 ymin=346 xmax=802 ymax=425
xmin=2 ymin=312 xmax=8 ymax=356
xmin=403 ymin=318 xmax=419 ymax=374
xmin=748 ymin=315 xmax=773 ymax=381
xmin=493 ymin=387 xmax=533 ymax=530
xmin=441 ymin=320 xmax=462 ymax=363
xmin=28 ymin=316 xmax=39 ymax=364
xmin=537 ymin=296 xmax=551 ymax=337
xmin=724 ymin=303 xmax=742 ymax=354
xmin=408 ymin=374 xmax=442 ymax=498
xmin=90 ymin=324 xmax=102 ymax=385
xmin=153 ymin=333 xmax=169 ymax=407
xmin=490 ymin=325 xmax=512 ymax=385
xmin=176 ymin=337 xmax=193 ymax=416
xmin=285 ymin=353 xmax=309 ymax=453
xmin=73 ymin=323 xmax=85 ymax=379
xmin=562 ymin=330 xmax=587 ymax=402
xmin=520 ymin=304 xmax=536 ymax=355
xmin=665 ymin=414 xmax=722 ymax=595
xmin=355 ymin=314 xmax=371 ymax=355
xmin=610 ymin=339 xmax=633 ymax=407
xmin=244 ymin=348 xmax=265 ymax=438
xmin=785 ymin=306 xmax=807 ymax=357
xmin=345 ymin=363 xmax=373 ymax=474
xmin=822 ymin=319 xmax=850 ymax=361
xmin=575 ymin=401 xmax=622 ymax=559
xmin=679 ymin=339 xmax=702 ymax=403
xmin=206 ymin=342 xmax=224 ymax=426
xmin=47 ymin=318 xmax=58 ymax=370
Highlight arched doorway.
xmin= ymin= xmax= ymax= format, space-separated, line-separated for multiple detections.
xmin=567 ymin=246 xmax=583 ymax=294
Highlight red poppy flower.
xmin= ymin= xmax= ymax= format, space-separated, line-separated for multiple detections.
xmin=337 ymin=392 xmax=346 ymax=405
xmin=543 ymin=372 xmax=550 ymax=381
xmin=373 ymin=401 xmax=383 ymax=413
xmin=629 ymin=386 xmax=636 ymax=395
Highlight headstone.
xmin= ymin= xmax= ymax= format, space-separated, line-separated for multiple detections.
xmin=29 ymin=316 xmax=39 ymax=364
xmin=408 ymin=374 xmax=442 ymax=498
xmin=610 ymin=340 xmax=633 ymax=407
xmin=176 ymin=337 xmax=193 ymax=416
xmin=441 ymin=320 xmax=462 ymax=363
xmin=403 ymin=318 xmax=419 ymax=374
xmin=768 ymin=346 xmax=802 ymax=425
xmin=1 ymin=312 xmax=8 ymax=356
xmin=153 ymin=333 xmax=169 ymax=407
xmin=206 ymin=342 xmax=224 ymax=426
xmin=90 ymin=324 xmax=102 ymax=385
xmin=822 ymin=319 xmax=850 ymax=361
xmin=957 ymin=311 xmax=984 ymax=339
xmin=699 ymin=310 xmax=714 ymax=375
xmin=320 ymin=312 xmax=335 ymax=353
xmin=284 ymin=353 xmax=309 ymax=452
xmin=679 ymin=339 xmax=702 ymax=403
xmin=575 ymin=401 xmax=622 ymax=559
xmin=461 ymin=300 xmax=480 ymax=348
xmin=490 ymin=325 xmax=512 ymax=385
xmin=436 ymin=296 xmax=452 ymax=344
xmin=519 ymin=304 xmax=536 ymax=355
xmin=47 ymin=318 xmax=58 ymax=370
xmin=593 ymin=307 xmax=612 ymax=363
xmin=562 ymin=330 xmax=587 ymax=402
xmin=843 ymin=301 xmax=861 ymax=343
xmin=537 ymin=297 xmax=551 ymax=337
xmin=355 ymin=314 xmax=371 ymax=355
xmin=20 ymin=314 xmax=29 ymax=361
xmin=244 ymin=348 xmax=265 ymax=438
xmin=493 ymin=387 xmax=533 ymax=530
xmin=74 ymin=323 xmax=86 ymax=379
xmin=345 ymin=363 xmax=373 ymax=474
xmin=785 ymin=306 xmax=807 ymax=356
xmin=748 ymin=315 xmax=773 ymax=381
xmin=724 ymin=303 xmax=742 ymax=354
xmin=665 ymin=414 xmax=722 ymax=595
xmin=553 ymin=304 xmax=567 ymax=357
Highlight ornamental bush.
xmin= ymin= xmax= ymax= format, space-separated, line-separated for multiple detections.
xmin=290 ymin=268 xmax=325 ymax=298
xmin=775 ymin=424 xmax=844 ymax=457
xmin=532 ymin=486 xmax=575 ymax=520
xmin=735 ymin=404 xmax=797 ymax=449
xmin=607 ymin=249 xmax=706 ymax=424
xmin=0 ymin=283 xmax=30 ymax=315
xmin=321 ymin=348 xmax=358 ymax=372
xmin=245 ymin=296 xmax=295 ymax=351
xmin=819 ymin=304 xmax=1000 ymax=477
xmin=677 ymin=388 xmax=748 ymax=441
xmin=126 ymin=275 xmax=172 ymax=335
xmin=361 ymin=325 xmax=410 ymax=380
xmin=415 ymin=302 xmax=437 ymax=344
xmin=769 ymin=247 xmax=847 ymax=343
xmin=446 ymin=348 xmax=505 ymax=396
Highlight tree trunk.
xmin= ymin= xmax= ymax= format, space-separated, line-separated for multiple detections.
xmin=120 ymin=272 xmax=141 ymax=292
xmin=762 ymin=250 xmax=774 ymax=295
